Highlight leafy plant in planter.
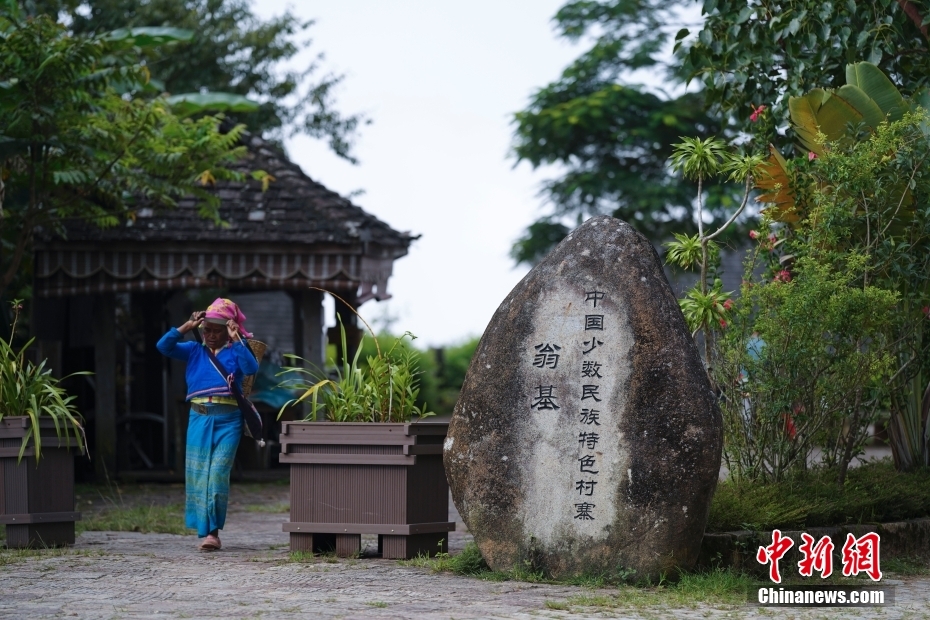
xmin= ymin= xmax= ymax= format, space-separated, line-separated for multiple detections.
xmin=0 ymin=301 xmax=87 ymax=548
xmin=275 ymin=293 xmax=451 ymax=560
xmin=0 ymin=301 xmax=86 ymax=460
xmin=279 ymin=316 xmax=434 ymax=423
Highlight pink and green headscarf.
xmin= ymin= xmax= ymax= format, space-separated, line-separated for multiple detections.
xmin=204 ymin=297 xmax=253 ymax=338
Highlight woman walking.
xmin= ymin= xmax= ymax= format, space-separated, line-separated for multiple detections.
xmin=157 ymin=298 xmax=258 ymax=551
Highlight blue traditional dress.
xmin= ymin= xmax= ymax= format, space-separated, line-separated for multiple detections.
xmin=157 ymin=328 xmax=259 ymax=537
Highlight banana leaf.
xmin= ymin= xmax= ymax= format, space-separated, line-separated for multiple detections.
xmin=846 ymin=62 xmax=906 ymax=122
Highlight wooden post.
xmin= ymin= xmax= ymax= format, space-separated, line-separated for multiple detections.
xmin=290 ymin=290 xmax=324 ymax=420
xmin=298 ymin=290 xmax=325 ymax=370
xmin=92 ymin=294 xmax=117 ymax=480
xmin=165 ymin=291 xmax=191 ymax=475
xmin=329 ymin=294 xmax=362 ymax=366
xmin=31 ymin=296 xmax=66 ymax=379
xmin=142 ymin=293 xmax=168 ymax=465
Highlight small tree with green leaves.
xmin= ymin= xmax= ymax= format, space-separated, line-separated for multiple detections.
xmin=664 ymin=137 xmax=765 ymax=375
xmin=0 ymin=7 xmax=261 ymax=301
xmin=38 ymin=0 xmax=367 ymax=160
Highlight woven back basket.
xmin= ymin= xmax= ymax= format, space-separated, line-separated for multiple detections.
xmin=241 ymin=339 xmax=267 ymax=398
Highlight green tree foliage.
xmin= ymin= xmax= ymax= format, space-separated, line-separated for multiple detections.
xmin=513 ymin=0 xmax=930 ymax=264
xmin=432 ymin=337 xmax=480 ymax=416
xmin=0 ymin=9 xmax=253 ymax=300
xmin=511 ymin=0 xmax=736 ymax=264
xmin=687 ymin=0 xmax=930 ymax=138
xmin=35 ymin=0 xmax=366 ymax=160
xmin=718 ymin=94 xmax=930 ymax=482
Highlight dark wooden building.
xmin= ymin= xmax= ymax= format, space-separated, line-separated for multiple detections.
xmin=31 ymin=134 xmax=415 ymax=479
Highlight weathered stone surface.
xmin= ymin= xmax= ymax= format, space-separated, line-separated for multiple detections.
xmin=443 ymin=215 xmax=722 ymax=580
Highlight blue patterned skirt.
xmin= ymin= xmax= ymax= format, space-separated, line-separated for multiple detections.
xmin=185 ymin=407 xmax=242 ymax=537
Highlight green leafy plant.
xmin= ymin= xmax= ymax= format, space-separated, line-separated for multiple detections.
xmin=688 ymin=1 xmax=930 ymax=133
xmin=665 ymin=137 xmax=765 ymax=374
xmin=278 ymin=293 xmax=434 ymax=423
xmin=0 ymin=301 xmax=86 ymax=461
xmin=757 ymin=62 xmax=926 ymax=226
xmin=0 ymin=8 xmax=261 ymax=300
xmin=746 ymin=63 xmax=930 ymax=474
xmin=47 ymin=0 xmax=368 ymax=162
xmin=721 ymin=62 xmax=930 ymax=482
xmin=707 ymin=459 xmax=930 ymax=532
xmin=714 ymin=252 xmax=896 ymax=484
xmin=800 ymin=110 xmax=930 ymax=473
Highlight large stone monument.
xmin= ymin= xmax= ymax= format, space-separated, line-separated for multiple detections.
xmin=443 ymin=216 xmax=722 ymax=580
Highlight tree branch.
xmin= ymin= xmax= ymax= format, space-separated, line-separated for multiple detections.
xmin=705 ymin=174 xmax=753 ymax=242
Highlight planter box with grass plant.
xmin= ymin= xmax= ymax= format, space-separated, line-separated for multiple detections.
xmin=278 ymin=304 xmax=453 ymax=560
xmin=0 ymin=302 xmax=86 ymax=548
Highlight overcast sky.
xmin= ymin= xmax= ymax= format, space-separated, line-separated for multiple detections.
xmin=248 ymin=2 xmax=597 ymax=346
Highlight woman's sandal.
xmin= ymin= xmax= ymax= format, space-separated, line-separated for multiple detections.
xmin=199 ymin=534 xmax=222 ymax=551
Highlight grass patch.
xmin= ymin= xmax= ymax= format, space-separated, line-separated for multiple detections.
xmin=72 ymin=480 xmax=191 ymax=535
xmin=238 ymin=502 xmax=289 ymax=513
xmin=403 ymin=542 xmax=753 ymax=595
xmin=567 ymin=569 xmax=759 ymax=610
xmin=79 ymin=503 xmax=189 ymax=535
xmin=288 ymin=550 xmax=317 ymax=563
xmin=404 ymin=542 xmax=882 ymax=611
xmin=402 ymin=541 xmax=506 ymax=579
xmin=409 ymin=557 xmax=760 ymax=611
xmin=287 ymin=550 xmax=341 ymax=564
xmin=365 ymin=602 xmax=388 ymax=608
xmin=883 ymin=556 xmax=930 ymax=576
xmin=708 ymin=458 xmax=930 ymax=532
xmin=0 ymin=547 xmax=105 ymax=567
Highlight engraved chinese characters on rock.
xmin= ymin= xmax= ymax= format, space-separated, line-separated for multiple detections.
xmin=527 ymin=289 xmax=611 ymax=523
xmin=533 ymin=343 xmax=561 ymax=369
xmin=522 ymin=281 xmax=627 ymax=540
xmin=574 ymin=291 xmax=606 ymax=521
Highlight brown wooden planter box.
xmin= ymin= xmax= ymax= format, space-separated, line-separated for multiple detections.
xmin=0 ymin=417 xmax=82 ymax=548
xmin=279 ymin=421 xmax=454 ymax=559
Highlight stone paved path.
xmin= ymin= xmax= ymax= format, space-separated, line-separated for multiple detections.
xmin=1 ymin=482 xmax=929 ymax=619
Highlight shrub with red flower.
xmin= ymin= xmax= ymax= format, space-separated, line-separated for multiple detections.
xmin=808 ymin=151 xmax=818 ymax=161
xmin=774 ymin=270 xmax=792 ymax=283
xmin=750 ymin=104 xmax=767 ymax=122
xmin=749 ymin=230 xmax=760 ymax=240
xmin=723 ymin=299 xmax=734 ymax=311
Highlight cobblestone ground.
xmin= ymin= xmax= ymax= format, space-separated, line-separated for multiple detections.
xmin=1 ymin=482 xmax=929 ymax=619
